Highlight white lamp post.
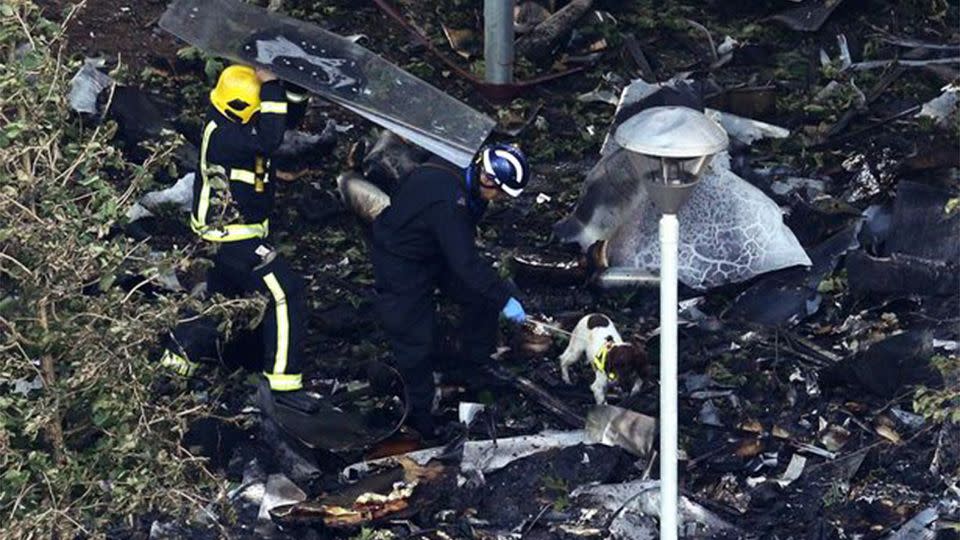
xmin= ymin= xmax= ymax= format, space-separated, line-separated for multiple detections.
xmin=614 ymin=106 xmax=728 ymax=539
xmin=484 ymin=0 xmax=515 ymax=84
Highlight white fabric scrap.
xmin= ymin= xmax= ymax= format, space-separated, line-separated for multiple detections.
xmin=68 ymin=58 xmax=114 ymax=115
xmin=775 ymin=454 xmax=807 ymax=487
xmin=916 ymin=82 xmax=959 ymax=127
xmin=342 ymin=430 xmax=588 ymax=482
xmin=705 ymin=109 xmax=790 ymax=145
xmin=257 ymin=474 xmax=306 ymax=521
xmin=127 ymin=173 xmax=195 ymax=223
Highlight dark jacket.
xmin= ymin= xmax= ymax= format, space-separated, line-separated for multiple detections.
xmin=191 ymin=80 xmax=308 ymax=241
xmin=371 ymin=157 xmax=512 ymax=308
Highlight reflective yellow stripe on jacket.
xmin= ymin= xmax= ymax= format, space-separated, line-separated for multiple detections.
xmin=190 ymin=216 xmax=269 ymax=242
xmin=260 ymin=101 xmax=288 ymax=114
xmin=285 ymin=91 xmax=308 ymax=103
xmin=191 ymin=119 xmax=270 ymax=243
xmin=229 ymin=168 xmax=257 ymax=184
xmin=194 ymin=120 xmax=218 ymax=229
xmin=264 ymin=372 xmax=302 ymax=391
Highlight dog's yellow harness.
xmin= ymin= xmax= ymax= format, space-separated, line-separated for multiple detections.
xmin=592 ymin=340 xmax=617 ymax=381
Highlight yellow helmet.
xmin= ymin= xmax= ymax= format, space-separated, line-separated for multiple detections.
xmin=210 ymin=65 xmax=261 ymax=124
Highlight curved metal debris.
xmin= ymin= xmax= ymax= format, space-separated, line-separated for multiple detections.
xmin=159 ymin=0 xmax=495 ymax=166
xmin=571 ymin=479 xmax=738 ymax=539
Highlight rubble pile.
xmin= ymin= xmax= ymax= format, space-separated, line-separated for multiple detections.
xmin=32 ymin=0 xmax=960 ymax=538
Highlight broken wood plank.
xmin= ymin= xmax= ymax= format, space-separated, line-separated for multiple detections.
xmin=866 ymin=23 xmax=960 ymax=51
xmin=782 ymin=330 xmax=841 ymax=364
xmin=704 ymin=86 xmax=778 ymax=119
xmin=810 ymin=104 xmax=922 ymax=150
xmin=622 ymin=33 xmax=656 ymax=81
xmin=484 ymin=365 xmax=585 ymax=428
xmin=824 ymin=65 xmax=905 ymax=139
xmin=516 ymin=0 xmax=593 ymax=62
xmin=847 ymin=57 xmax=960 ymax=71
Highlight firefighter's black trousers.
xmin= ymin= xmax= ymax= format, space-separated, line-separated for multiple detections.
xmin=376 ymin=275 xmax=500 ymax=421
xmin=167 ymin=239 xmax=307 ymax=391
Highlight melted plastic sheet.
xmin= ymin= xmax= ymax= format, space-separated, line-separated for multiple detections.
xmin=159 ymin=0 xmax=495 ymax=166
xmin=605 ymin=152 xmax=812 ymax=290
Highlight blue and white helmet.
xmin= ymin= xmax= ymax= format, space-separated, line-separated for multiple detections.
xmin=477 ymin=144 xmax=529 ymax=198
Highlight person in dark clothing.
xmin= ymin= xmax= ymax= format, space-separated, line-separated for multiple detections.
xmin=160 ymin=65 xmax=316 ymax=409
xmin=371 ymin=144 xmax=530 ymax=437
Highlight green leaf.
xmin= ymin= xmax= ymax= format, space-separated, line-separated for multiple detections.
xmin=4 ymin=121 xmax=24 ymax=141
xmin=98 ymin=273 xmax=116 ymax=291
xmin=176 ymin=46 xmax=201 ymax=60
xmin=18 ymin=51 xmax=43 ymax=71
xmin=204 ymin=58 xmax=224 ymax=83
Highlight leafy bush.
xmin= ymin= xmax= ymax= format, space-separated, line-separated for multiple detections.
xmin=0 ymin=3 xmax=225 ymax=536
xmin=914 ymin=355 xmax=960 ymax=425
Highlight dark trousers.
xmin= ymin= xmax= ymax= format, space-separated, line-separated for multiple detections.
xmin=376 ymin=276 xmax=500 ymax=420
xmin=168 ymin=239 xmax=307 ymax=391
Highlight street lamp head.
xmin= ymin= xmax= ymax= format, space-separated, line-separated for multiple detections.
xmin=614 ymin=106 xmax=728 ymax=214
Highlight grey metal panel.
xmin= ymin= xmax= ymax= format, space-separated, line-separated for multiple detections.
xmin=160 ymin=0 xmax=495 ymax=166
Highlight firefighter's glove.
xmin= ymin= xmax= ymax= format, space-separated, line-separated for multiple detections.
xmin=501 ymin=297 xmax=527 ymax=324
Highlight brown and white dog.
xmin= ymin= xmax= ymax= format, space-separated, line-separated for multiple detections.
xmin=559 ymin=314 xmax=647 ymax=405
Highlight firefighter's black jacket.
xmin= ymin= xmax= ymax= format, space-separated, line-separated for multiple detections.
xmin=371 ymin=157 xmax=513 ymax=309
xmin=191 ymin=80 xmax=307 ymax=241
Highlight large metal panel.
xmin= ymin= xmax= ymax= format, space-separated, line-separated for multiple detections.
xmin=160 ymin=0 xmax=495 ymax=166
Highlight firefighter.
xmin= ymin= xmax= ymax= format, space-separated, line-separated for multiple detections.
xmin=160 ymin=65 xmax=316 ymax=410
xmin=370 ymin=144 xmax=530 ymax=437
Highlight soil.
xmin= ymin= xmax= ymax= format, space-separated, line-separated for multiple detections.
xmin=36 ymin=0 xmax=182 ymax=72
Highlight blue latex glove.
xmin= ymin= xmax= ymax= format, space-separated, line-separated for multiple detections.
xmin=501 ymin=297 xmax=527 ymax=324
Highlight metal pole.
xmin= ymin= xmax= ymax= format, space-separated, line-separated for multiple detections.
xmin=659 ymin=213 xmax=680 ymax=540
xmin=484 ymin=0 xmax=514 ymax=84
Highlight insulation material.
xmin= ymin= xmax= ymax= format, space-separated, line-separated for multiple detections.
xmin=603 ymin=152 xmax=811 ymax=289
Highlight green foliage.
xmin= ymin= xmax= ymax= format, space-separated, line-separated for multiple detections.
xmin=817 ymin=270 xmax=848 ymax=294
xmin=541 ymin=474 xmax=571 ymax=512
xmin=707 ymin=359 xmax=747 ymax=387
xmin=913 ymin=355 xmax=960 ymax=424
xmin=0 ymin=3 xmax=227 ymax=536
xmin=898 ymin=0 xmax=953 ymax=22
xmin=821 ymin=478 xmax=847 ymax=507
xmin=351 ymin=528 xmax=396 ymax=540
xmin=177 ymin=45 xmax=224 ymax=83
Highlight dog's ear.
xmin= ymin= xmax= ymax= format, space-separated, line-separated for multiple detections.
xmin=607 ymin=345 xmax=648 ymax=384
